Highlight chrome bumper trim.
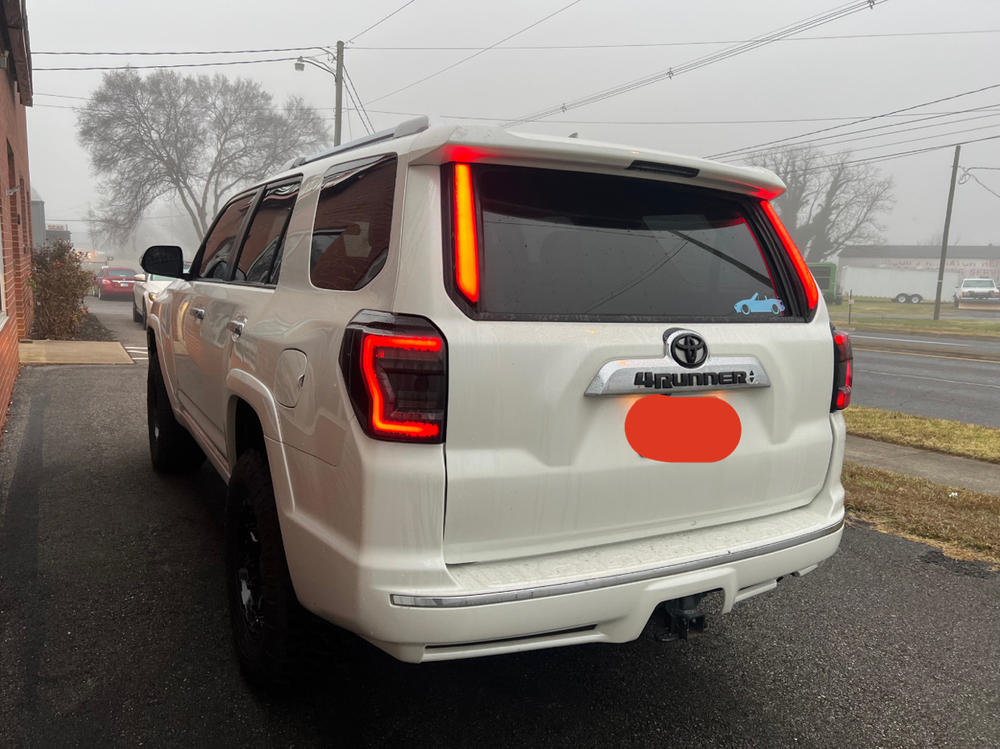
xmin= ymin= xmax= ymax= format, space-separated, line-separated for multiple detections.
xmin=390 ymin=517 xmax=844 ymax=608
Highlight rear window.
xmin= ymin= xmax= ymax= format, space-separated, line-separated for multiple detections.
xmin=107 ymin=269 xmax=136 ymax=278
xmin=964 ymin=280 xmax=995 ymax=288
xmin=449 ymin=164 xmax=794 ymax=321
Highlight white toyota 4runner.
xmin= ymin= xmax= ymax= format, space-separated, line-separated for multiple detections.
xmin=141 ymin=118 xmax=853 ymax=682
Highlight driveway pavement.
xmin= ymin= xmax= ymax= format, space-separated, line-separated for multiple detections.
xmin=0 ymin=302 xmax=997 ymax=747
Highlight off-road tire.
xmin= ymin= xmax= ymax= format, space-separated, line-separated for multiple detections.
xmin=147 ymin=344 xmax=205 ymax=473
xmin=225 ymin=449 xmax=307 ymax=687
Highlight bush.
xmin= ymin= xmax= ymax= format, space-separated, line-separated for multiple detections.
xmin=29 ymin=239 xmax=95 ymax=339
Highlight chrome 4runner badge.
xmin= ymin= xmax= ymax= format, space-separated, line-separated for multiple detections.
xmin=584 ymin=329 xmax=771 ymax=396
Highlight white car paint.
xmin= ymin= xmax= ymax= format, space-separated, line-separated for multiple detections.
xmin=147 ymin=122 xmax=847 ymax=663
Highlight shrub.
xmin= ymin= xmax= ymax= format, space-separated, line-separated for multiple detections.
xmin=29 ymin=239 xmax=95 ymax=339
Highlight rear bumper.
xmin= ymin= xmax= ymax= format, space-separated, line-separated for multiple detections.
xmin=97 ymin=287 xmax=133 ymax=298
xmin=270 ymin=414 xmax=847 ymax=663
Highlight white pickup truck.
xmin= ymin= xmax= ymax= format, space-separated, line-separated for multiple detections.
xmin=954 ymin=278 xmax=1000 ymax=306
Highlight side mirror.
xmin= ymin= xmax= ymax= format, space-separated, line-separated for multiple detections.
xmin=133 ymin=273 xmax=146 ymax=282
xmin=141 ymin=245 xmax=185 ymax=278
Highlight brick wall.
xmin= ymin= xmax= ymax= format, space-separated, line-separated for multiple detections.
xmin=0 ymin=40 xmax=34 ymax=433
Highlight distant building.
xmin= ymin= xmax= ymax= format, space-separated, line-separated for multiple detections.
xmin=45 ymin=223 xmax=70 ymax=244
xmin=30 ymin=186 xmax=44 ymax=247
xmin=838 ymin=245 xmax=1000 ymax=281
xmin=0 ymin=0 xmax=34 ymax=433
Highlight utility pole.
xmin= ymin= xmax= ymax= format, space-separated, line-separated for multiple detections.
xmin=933 ymin=144 xmax=961 ymax=321
xmin=334 ymin=40 xmax=344 ymax=146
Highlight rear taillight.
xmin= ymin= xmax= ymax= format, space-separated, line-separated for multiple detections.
xmin=832 ymin=329 xmax=853 ymax=411
xmin=339 ymin=310 xmax=447 ymax=443
xmin=452 ymin=163 xmax=480 ymax=304
xmin=761 ymin=200 xmax=818 ymax=313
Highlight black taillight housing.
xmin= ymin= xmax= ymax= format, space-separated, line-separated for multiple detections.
xmin=831 ymin=329 xmax=853 ymax=411
xmin=339 ymin=310 xmax=447 ymax=443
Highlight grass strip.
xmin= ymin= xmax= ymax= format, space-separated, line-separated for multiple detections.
xmin=843 ymin=463 xmax=1000 ymax=565
xmin=827 ymin=298 xmax=1000 ymax=337
xmin=830 ymin=316 xmax=1000 ymax=337
xmin=844 ymin=406 xmax=1000 ymax=464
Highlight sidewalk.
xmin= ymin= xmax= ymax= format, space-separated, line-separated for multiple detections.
xmin=18 ymin=339 xmax=132 ymax=365
xmin=845 ymin=434 xmax=1000 ymax=496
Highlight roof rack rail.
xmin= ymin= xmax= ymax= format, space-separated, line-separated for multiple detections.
xmin=288 ymin=115 xmax=430 ymax=169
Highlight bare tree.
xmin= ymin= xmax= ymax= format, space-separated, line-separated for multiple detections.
xmin=749 ymin=146 xmax=894 ymax=262
xmin=78 ymin=70 xmax=329 ymax=244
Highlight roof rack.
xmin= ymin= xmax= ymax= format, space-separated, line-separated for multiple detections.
xmin=288 ymin=115 xmax=430 ymax=169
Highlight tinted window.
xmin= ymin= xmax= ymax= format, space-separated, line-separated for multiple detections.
xmin=468 ymin=165 xmax=787 ymax=321
xmin=107 ymin=268 xmax=137 ymax=278
xmin=234 ymin=182 xmax=300 ymax=285
xmin=198 ymin=194 xmax=253 ymax=280
xmin=310 ymin=156 xmax=396 ymax=291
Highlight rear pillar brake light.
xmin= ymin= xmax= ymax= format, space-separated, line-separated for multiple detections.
xmin=832 ymin=330 xmax=853 ymax=411
xmin=452 ymin=163 xmax=480 ymax=303
xmin=761 ymin=200 xmax=818 ymax=312
xmin=340 ymin=312 xmax=447 ymax=443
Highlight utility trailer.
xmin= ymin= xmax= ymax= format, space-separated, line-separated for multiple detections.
xmin=840 ymin=266 xmax=960 ymax=304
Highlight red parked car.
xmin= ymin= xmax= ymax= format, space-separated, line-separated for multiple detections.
xmin=92 ymin=266 xmax=139 ymax=300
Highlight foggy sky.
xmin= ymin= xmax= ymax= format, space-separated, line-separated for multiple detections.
xmin=24 ymin=0 xmax=1000 ymax=261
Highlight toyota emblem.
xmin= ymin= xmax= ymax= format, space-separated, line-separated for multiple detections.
xmin=666 ymin=330 xmax=708 ymax=369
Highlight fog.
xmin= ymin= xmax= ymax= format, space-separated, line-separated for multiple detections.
xmin=25 ymin=0 xmax=1000 ymax=260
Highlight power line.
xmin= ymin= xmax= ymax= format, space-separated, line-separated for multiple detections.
xmin=367 ymin=0 xmax=585 ymax=104
xmin=709 ymin=81 xmax=1000 ymax=159
xmin=35 ymin=28 xmax=1000 ymax=56
xmin=33 ymin=46 xmax=324 ymax=56
xmin=342 ymin=65 xmax=375 ymax=132
xmin=719 ymin=106 xmax=1000 ymax=159
xmin=348 ymin=0 xmax=418 ymax=43
xmin=798 ymin=134 xmax=1000 ymax=171
xmin=503 ymin=0 xmax=889 ymax=127
xmin=341 ymin=83 xmax=373 ymax=135
xmin=823 ymin=122 xmax=1000 ymax=156
xmin=962 ymin=171 xmax=1000 ymax=200
xmin=34 ymin=55 xmax=302 ymax=72
xmin=349 ymin=28 xmax=1000 ymax=49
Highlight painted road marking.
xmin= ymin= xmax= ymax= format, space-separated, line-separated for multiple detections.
xmin=852 ymin=346 xmax=1000 ymax=364
xmin=856 ymin=368 xmax=1000 ymax=390
xmin=124 ymin=346 xmax=148 ymax=363
xmin=849 ymin=334 xmax=972 ymax=348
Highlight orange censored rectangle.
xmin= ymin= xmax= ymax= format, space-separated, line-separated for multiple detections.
xmin=624 ymin=394 xmax=741 ymax=462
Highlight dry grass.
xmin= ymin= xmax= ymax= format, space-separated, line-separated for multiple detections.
xmin=842 ymin=463 xmax=1000 ymax=565
xmin=844 ymin=406 xmax=1000 ymax=464
xmin=827 ymin=298 xmax=1000 ymax=337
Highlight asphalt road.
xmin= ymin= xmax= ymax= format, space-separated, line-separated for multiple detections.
xmin=852 ymin=348 xmax=1000 ymax=427
xmin=0 ymin=301 xmax=997 ymax=747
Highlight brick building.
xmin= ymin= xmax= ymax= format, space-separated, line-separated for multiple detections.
xmin=0 ymin=1 xmax=34 ymax=431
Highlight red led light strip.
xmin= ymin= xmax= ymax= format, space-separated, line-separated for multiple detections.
xmin=453 ymin=163 xmax=479 ymax=303
xmin=361 ymin=334 xmax=442 ymax=439
xmin=761 ymin=200 xmax=818 ymax=311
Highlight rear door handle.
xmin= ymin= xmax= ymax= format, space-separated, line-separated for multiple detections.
xmin=190 ymin=307 xmax=205 ymax=320
xmin=228 ymin=320 xmax=245 ymax=338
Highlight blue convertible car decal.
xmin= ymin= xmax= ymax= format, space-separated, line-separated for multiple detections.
xmin=734 ymin=293 xmax=785 ymax=315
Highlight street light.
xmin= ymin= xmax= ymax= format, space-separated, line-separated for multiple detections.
xmin=294 ymin=41 xmax=344 ymax=146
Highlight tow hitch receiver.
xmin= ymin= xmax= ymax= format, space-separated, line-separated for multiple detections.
xmin=646 ymin=594 xmax=708 ymax=642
